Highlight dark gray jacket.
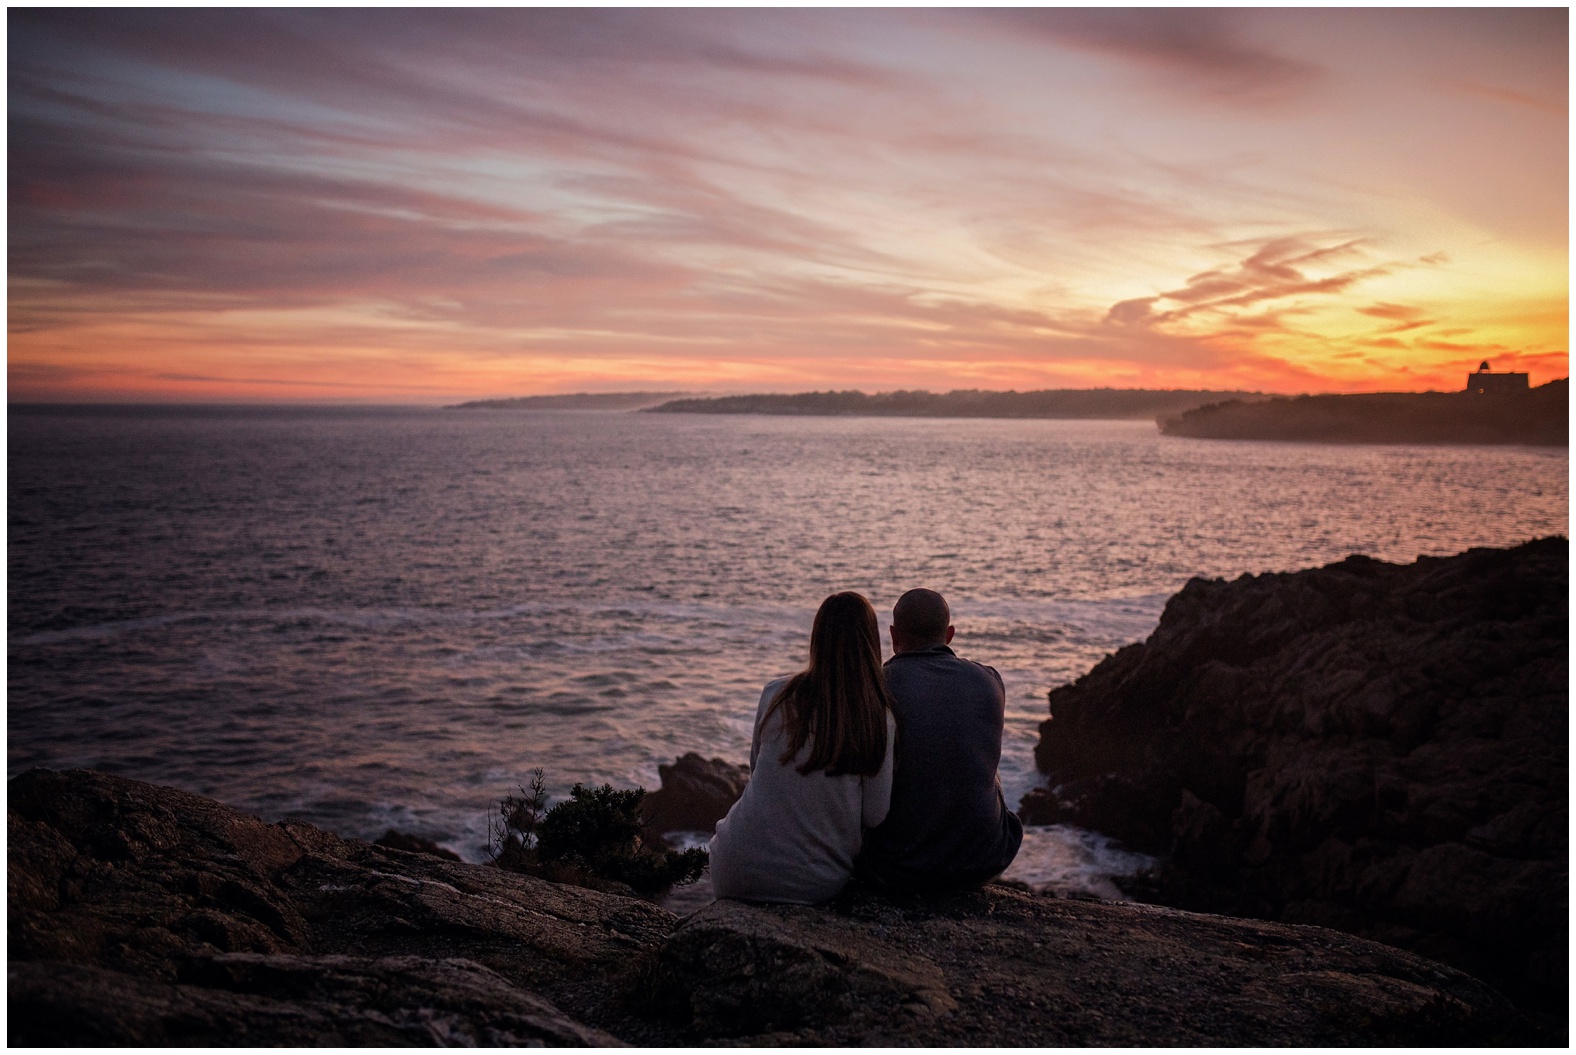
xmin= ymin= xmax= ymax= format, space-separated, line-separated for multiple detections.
xmin=857 ymin=644 xmax=1023 ymax=890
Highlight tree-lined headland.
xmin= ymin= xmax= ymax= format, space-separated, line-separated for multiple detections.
xmin=646 ymin=388 xmax=1265 ymax=419
xmin=452 ymin=391 xmax=689 ymax=410
xmin=1160 ymin=380 xmax=1568 ymax=445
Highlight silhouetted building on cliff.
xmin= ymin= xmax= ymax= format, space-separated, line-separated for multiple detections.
xmin=1466 ymin=360 xmax=1529 ymax=394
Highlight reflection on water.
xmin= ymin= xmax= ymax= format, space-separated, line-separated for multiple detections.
xmin=9 ymin=408 xmax=1567 ymax=894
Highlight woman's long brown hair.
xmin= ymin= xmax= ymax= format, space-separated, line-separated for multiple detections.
xmin=765 ymin=591 xmax=893 ymax=777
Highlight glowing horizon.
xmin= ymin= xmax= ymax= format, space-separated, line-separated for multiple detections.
xmin=9 ymin=9 xmax=1568 ymax=403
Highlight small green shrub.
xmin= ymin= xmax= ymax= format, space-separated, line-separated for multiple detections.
xmin=489 ymin=772 xmax=707 ymax=897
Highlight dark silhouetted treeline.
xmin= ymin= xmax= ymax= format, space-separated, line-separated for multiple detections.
xmin=1159 ymin=379 xmax=1568 ymax=445
xmin=645 ymin=388 xmax=1264 ymax=420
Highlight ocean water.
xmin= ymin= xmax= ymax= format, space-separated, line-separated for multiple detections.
xmin=9 ymin=406 xmax=1567 ymax=898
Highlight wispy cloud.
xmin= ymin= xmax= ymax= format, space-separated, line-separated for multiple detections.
xmin=978 ymin=9 xmax=1322 ymax=103
xmin=1445 ymin=79 xmax=1567 ymax=117
xmin=1356 ymin=303 xmax=1435 ymax=334
xmin=6 ymin=9 xmax=1566 ymax=399
xmin=1104 ymin=236 xmax=1401 ymax=330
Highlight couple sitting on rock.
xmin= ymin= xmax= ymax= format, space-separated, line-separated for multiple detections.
xmin=708 ymin=588 xmax=1023 ymax=904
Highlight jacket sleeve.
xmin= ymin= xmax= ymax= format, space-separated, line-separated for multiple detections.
xmin=861 ymin=712 xmax=898 ymax=829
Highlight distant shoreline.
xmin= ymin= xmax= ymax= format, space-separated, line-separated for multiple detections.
xmin=7 ymin=403 xmax=444 ymax=417
xmin=450 ymin=392 xmax=690 ymax=411
xmin=14 ymin=383 xmax=1570 ymax=445
xmin=643 ymin=388 xmax=1267 ymax=420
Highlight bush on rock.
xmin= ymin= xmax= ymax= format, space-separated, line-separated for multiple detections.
xmin=490 ymin=770 xmax=707 ymax=897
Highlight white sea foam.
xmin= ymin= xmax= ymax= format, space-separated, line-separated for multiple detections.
xmin=657 ymin=826 xmax=1155 ymax=910
xmin=1003 ymin=825 xmax=1159 ymax=900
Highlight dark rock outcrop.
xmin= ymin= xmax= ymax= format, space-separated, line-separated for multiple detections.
xmin=1022 ymin=537 xmax=1568 ymax=1014
xmin=9 ymin=768 xmax=1557 ymax=1045
xmin=8 ymin=767 xmax=661 ymax=1046
xmin=639 ymin=753 xmax=749 ymax=837
xmin=373 ymin=829 xmax=461 ymax=861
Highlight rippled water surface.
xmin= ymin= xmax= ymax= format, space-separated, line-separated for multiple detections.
xmin=9 ymin=407 xmax=1567 ymax=891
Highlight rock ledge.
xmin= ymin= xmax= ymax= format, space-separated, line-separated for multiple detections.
xmin=11 ymin=768 xmax=1558 ymax=1045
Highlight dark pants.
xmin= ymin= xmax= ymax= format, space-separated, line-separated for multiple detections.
xmin=853 ymin=856 xmax=1005 ymax=895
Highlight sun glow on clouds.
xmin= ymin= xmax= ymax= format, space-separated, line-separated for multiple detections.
xmin=8 ymin=9 xmax=1567 ymax=402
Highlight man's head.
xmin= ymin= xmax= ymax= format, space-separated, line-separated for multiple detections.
xmin=890 ymin=588 xmax=954 ymax=654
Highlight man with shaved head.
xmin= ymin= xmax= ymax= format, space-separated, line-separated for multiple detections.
xmin=857 ymin=588 xmax=1023 ymax=891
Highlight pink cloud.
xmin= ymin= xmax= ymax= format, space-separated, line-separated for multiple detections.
xmin=6 ymin=10 xmax=1565 ymax=399
xmin=976 ymin=9 xmax=1322 ymax=103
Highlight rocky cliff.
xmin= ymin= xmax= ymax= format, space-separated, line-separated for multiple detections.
xmin=1021 ymin=537 xmax=1567 ymax=1015
xmin=10 ymin=768 xmax=1551 ymax=1045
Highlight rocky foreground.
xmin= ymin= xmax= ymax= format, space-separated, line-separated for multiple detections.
xmin=1021 ymin=537 xmax=1568 ymax=1018
xmin=10 ymin=768 xmax=1553 ymax=1045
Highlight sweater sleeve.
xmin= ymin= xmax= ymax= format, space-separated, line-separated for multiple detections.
xmin=861 ymin=712 xmax=898 ymax=829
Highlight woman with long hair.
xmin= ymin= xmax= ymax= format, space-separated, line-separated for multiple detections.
xmin=708 ymin=591 xmax=897 ymax=904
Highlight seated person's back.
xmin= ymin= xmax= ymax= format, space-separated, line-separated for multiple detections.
xmin=709 ymin=591 xmax=897 ymax=905
xmin=709 ymin=674 xmax=894 ymax=904
xmin=857 ymin=588 xmax=1023 ymax=890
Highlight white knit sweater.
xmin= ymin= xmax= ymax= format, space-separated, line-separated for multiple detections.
xmin=708 ymin=677 xmax=895 ymax=905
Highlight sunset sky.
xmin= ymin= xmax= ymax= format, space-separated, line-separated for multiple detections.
xmin=9 ymin=8 xmax=1569 ymax=402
